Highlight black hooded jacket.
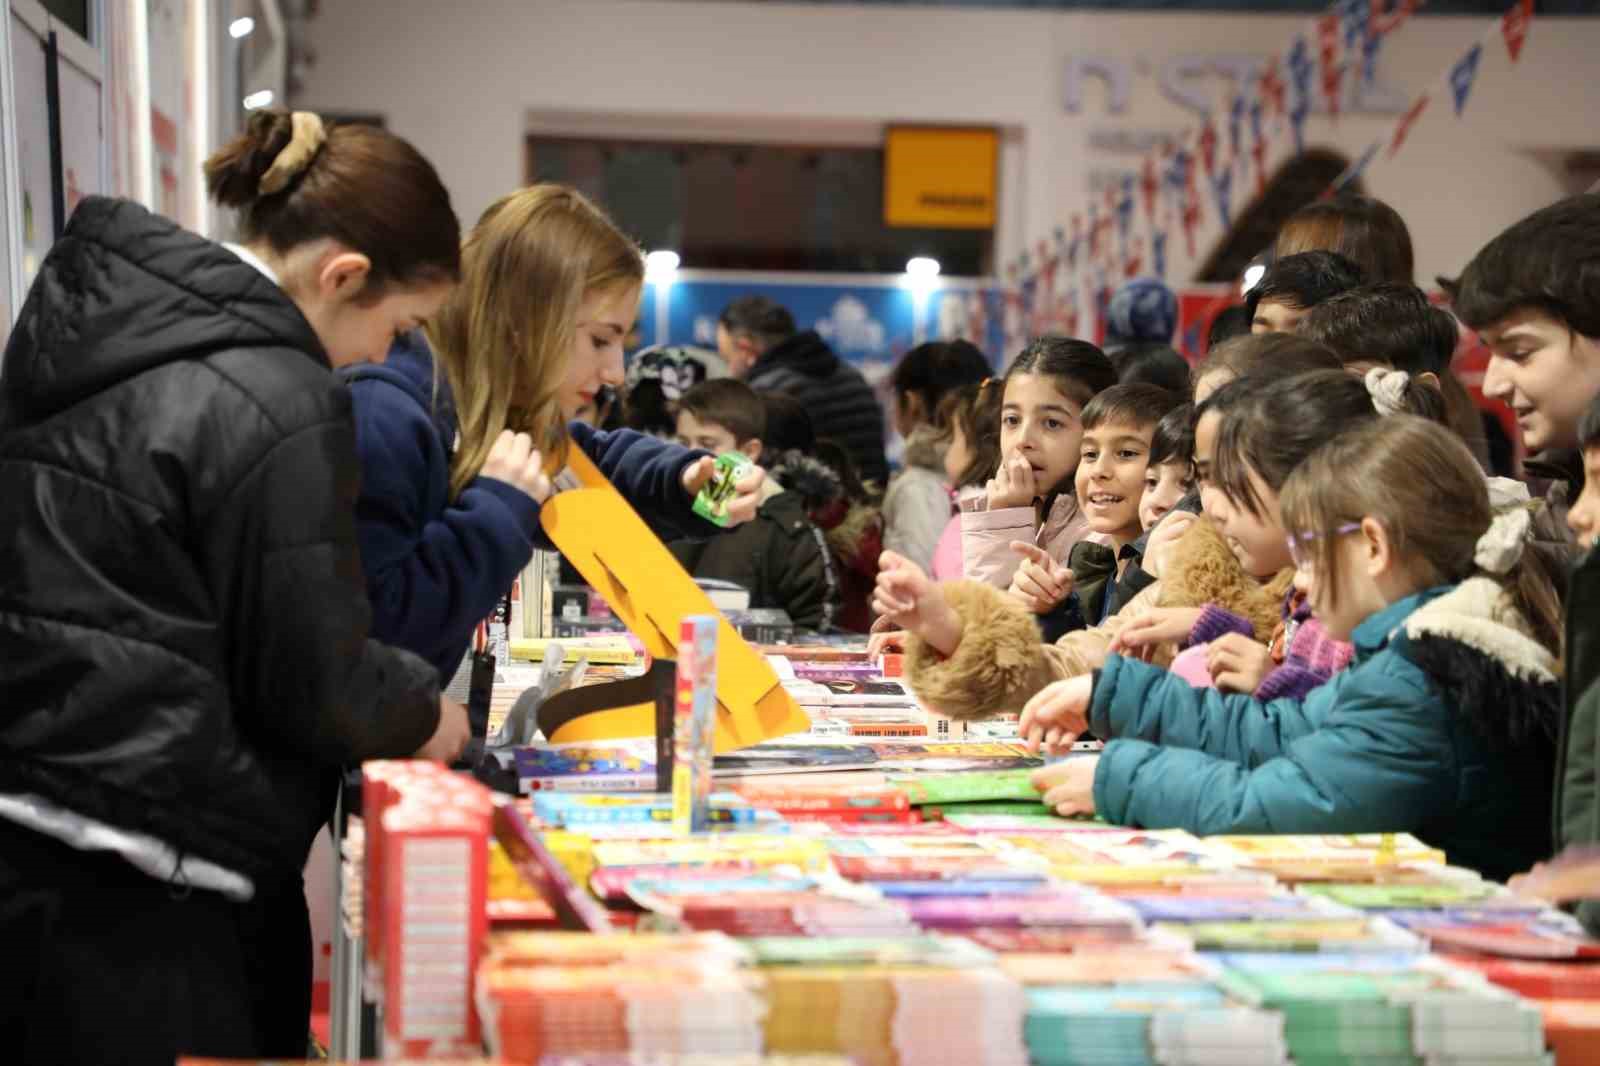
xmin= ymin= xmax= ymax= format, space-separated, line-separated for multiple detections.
xmin=746 ymin=330 xmax=889 ymax=486
xmin=0 ymin=198 xmax=440 ymax=884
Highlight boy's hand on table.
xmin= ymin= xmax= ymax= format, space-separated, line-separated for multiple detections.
xmin=1019 ymin=675 xmax=1093 ymax=755
xmin=1032 ymin=755 xmax=1100 ymax=818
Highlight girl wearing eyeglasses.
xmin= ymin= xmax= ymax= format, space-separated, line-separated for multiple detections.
xmin=1020 ymin=411 xmax=1563 ymax=884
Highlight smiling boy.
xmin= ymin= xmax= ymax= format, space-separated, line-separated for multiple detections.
xmin=1028 ymin=384 xmax=1183 ymax=637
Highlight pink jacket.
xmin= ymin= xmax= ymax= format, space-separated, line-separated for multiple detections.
xmin=931 ymin=513 xmax=964 ymax=581
xmin=959 ymin=491 xmax=1094 ymax=589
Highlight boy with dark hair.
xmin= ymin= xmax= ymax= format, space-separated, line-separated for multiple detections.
xmin=1246 ymin=250 xmax=1365 ymax=334
xmin=1012 ymin=383 xmax=1185 ymax=640
xmin=1141 ymin=403 xmax=1195 ymax=533
xmin=1454 ymin=193 xmax=1600 ymax=460
xmin=1299 ymin=283 xmax=1458 ymax=377
xmin=670 ymin=378 xmax=837 ymax=630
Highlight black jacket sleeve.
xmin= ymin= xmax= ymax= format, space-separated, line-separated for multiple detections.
xmin=764 ymin=514 xmax=835 ymax=632
xmin=212 ymin=418 xmax=441 ymax=764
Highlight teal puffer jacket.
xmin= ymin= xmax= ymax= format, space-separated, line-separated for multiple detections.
xmin=1089 ymin=582 xmax=1561 ymax=883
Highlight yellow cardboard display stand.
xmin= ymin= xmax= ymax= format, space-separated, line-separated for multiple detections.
xmin=533 ymin=445 xmax=810 ymax=752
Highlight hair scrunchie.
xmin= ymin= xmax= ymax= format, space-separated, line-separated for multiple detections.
xmin=1364 ymin=366 xmax=1411 ymax=417
xmin=1474 ymin=506 xmax=1531 ymax=575
xmin=258 ymin=112 xmax=327 ymax=196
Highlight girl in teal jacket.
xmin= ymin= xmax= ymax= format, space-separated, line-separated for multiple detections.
xmin=1021 ymin=416 xmax=1564 ymax=882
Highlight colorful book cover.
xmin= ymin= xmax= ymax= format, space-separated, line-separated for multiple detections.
xmin=672 ymin=615 xmax=719 ymax=834
xmin=1160 ymin=917 xmax=1421 ymax=954
xmin=731 ymin=782 xmax=912 ymax=812
xmin=890 ymin=768 xmax=1044 ymax=805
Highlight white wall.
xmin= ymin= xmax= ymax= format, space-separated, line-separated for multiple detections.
xmin=294 ymin=0 xmax=1600 ymax=286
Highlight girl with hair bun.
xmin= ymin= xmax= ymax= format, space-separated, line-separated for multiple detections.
xmin=0 ymin=110 xmax=468 ymax=1061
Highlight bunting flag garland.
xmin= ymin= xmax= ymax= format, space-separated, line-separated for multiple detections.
xmin=1388 ymin=92 xmax=1429 ymax=157
xmin=1286 ymin=36 xmax=1315 ymax=154
xmin=1501 ymin=0 xmax=1533 ymax=62
xmin=1181 ymin=163 xmax=1203 ymax=259
xmin=1316 ymin=15 xmax=1344 ymax=120
xmin=1248 ymin=100 xmax=1268 ymax=195
xmin=1331 ymin=138 xmax=1381 ymax=192
xmin=1450 ymin=43 xmax=1483 ymax=116
xmin=1198 ymin=118 xmax=1219 ymax=177
xmin=1009 ymin=0 xmax=1543 ymax=349
xmin=1258 ymin=58 xmax=1286 ymax=117
xmin=1228 ymin=94 xmax=1246 ymax=162
xmin=1339 ymin=0 xmax=1370 ymax=58
xmin=1116 ymin=174 xmax=1136 ymax=244
xmin=1211 ymin=167 xmax=1235 ymax=232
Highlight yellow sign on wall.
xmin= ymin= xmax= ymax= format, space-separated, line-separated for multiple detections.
xmin=884 ymin=126 xmax=998 ymax=230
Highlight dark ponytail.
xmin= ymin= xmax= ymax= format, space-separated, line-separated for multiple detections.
xmin=205 ymin=110 xmax=461 ymax=295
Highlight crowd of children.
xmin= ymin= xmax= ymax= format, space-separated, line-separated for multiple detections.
xmin=2 ymin=104 xmax=1600 ymax=1064
xmin=873 ymin=189 xmax=1600 ymax=921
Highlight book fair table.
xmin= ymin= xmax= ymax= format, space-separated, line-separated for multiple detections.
xmin=317 ymin=639 xmax=1600 ymax=1065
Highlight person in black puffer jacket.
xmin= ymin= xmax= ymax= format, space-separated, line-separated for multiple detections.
xmin=0 ymin=112 xmax=467 ymax=1065
xmin=717 ymin=295 xmax=889 ymax=486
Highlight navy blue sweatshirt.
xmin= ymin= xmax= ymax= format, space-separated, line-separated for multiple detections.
xmin=344 ymin=333 xmax=714 ymax=679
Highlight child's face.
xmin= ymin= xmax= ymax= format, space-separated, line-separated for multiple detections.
xmin=1195 ymin=411 xmax=1292 ymax=578
xmin=559 ymin=284 xmax=639 ymax=420
xmin=676 ymin=409 xmax=745 ymax=458
xmin=943 ymin=421 xmax=972 ymax=486
xmin=1251 ymin=297 xmax=1307 ymax=335
xmin=1214 ymin=466 xmax=1294 ymax=578
xmin=1291 ymin=524 xmax=1383 ymax=642
xmin=1568 ymin=446 xmax=1600 ymax=550
xmin=1000 ymin=373 xmax=1085 ymax=495
xmin=1140 ymin=460 xmax=1193 ymax=531
xmin=1074 ymin=419 xmax=1152 ymax=543
xmin=1481 ymin=308 xmax=1600 ymax=454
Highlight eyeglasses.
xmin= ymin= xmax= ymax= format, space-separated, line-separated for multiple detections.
xmin=1285 ymin=523 xmax=1361 ymax=571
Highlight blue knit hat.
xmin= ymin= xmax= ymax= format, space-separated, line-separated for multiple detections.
xmin=1105 ymin=277 xmax=1178 ymax=348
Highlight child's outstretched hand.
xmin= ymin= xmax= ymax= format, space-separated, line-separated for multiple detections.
xmin=1007 ymin=541 xmax=1074 ymax=614
xmin=867 ymin=629 xmax=907 ymax=658
xmin=681 ymin=456 xmax=765 ymax=527
xmin=1031 ymin=755 xmax=1101 ymax=818
xmin=1207 ymin=633 xmax=1275 ymax=693
xmin=986 ymin=452 xmax=1039 ymax=510
xmin=1510 ymin=846 xmax=1600 ymax=903
xmin=1109 ymin=606 xmax=1205 ymax=661
xmin=1018 ymin=674 xmax=1093 ymax=755
xmin=872 ymin=551 xmax=963 ymax=657
xmin=1142 ymin=509 xmax=1199 ymax=580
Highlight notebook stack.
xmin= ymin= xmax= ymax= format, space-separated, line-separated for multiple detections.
xmin=1217 ymin=952 xmax=1550 ymax=1066
xmin=476 ymin=932 xmax=765 ymax=1063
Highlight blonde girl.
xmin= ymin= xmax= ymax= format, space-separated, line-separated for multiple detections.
xmin=347 ymin=185 xmax=762 ymax=681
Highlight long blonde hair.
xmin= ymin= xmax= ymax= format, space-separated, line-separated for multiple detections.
xmin=1279 ymin=415 xmax=1562 ymax=657
xmin=427 ymin=184 xmax=643 ymax=498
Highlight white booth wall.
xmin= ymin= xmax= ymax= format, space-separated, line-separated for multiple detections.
xmin=295 ymin=0 xmax=1600 ymax=288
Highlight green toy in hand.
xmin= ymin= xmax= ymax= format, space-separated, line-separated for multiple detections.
xmin=692 ymin=453 xmax=755 ymax=526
